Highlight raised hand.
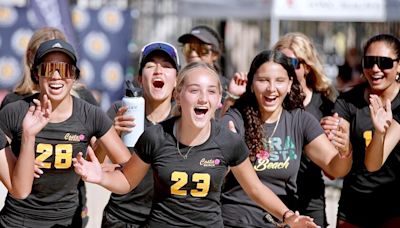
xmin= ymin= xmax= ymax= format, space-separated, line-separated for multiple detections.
xmin=369 ymin=94 xmax=392 ymax=134
xmin=113 ymin=106 xmax=135 ymax=136
xmin=227 ymin=72 xmax=247 ymax=98
xmin=73 ymin=148 xmax=102 ymax=184
xmin=22 ymin=95 xmax=52 ymax=136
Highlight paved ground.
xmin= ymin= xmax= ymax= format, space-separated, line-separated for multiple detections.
xmin=0 ymin=183 xmax=110 ymax=228
xmin=0 ymin=183 xmax=341 ymax=227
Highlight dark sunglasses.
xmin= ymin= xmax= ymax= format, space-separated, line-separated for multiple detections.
xmin=37 ymin=61 xmax=79 ymax=79
xmin=140 ymin=42 xmax=179 ymax=66
xmin=288 ymin=57 xmax=302 ymax=69
xmin=182 ymin=43 xmax=212 ymax=56
xmin=362 ymin=56 xmax=400 ymax=70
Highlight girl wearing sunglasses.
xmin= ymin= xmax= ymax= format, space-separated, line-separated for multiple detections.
xmin=178 ymin=25 xmax=222 ymax=70
xmin=73 ymin=62 xmax=318 ymax=228
xmin=0 ymin=27 xmax=99 ymax=228
xmin=0 ymin=39 xmax=131 ymax=227
xmin=100 ymin=41 xmax=179 ymax=228
xmin=178 ymin=25 xmax=247 ymax=113
xmin=321 ymin=34 xmax=400 ymax=227
xmin=272 ymin=32 xmax=337 ymax=228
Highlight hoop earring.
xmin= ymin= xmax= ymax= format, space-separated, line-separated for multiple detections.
xmin=396 ymin=73 xmax=400 ymax=82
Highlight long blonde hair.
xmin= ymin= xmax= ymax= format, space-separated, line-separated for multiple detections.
xmin=171 ymin=62 xmax=222 ymax=116
xmin=274 ymin=32 xmax=337 ymax=101
xmin=14 ymin=27 xmax=85 ymax=97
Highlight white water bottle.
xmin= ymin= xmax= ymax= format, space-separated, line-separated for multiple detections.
xmin=121 ymin=81 xmax=145 ymax=147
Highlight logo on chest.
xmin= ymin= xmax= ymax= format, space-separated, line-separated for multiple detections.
xmin=64 ymin=133 xmax=85 ymax=142
xmin=199 ymin=158 xmax=221 ymax=167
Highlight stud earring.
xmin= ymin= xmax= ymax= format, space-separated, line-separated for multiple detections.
xmin=396 ymin=73 xmax=400 ymax=81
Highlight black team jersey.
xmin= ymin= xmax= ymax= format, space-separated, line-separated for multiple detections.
xmin=220 ymin=108 xmax=323 ymax=228
xmin=0 ymin=94 xmax=112 ymax=228
xmin=102 ymin=101 xmax=163 ymax=226
xmin=0 ymin=128 xmax=6 ymax=150
xmin=394 ymin=107 xmax=400 ymax=126
xmin=335 ymin=83 xmax=400 ymax=227
xmin=135 ymin=116 xmax=248 ymax=228
xmin=0 ymin=88 xmax=98 ymax=228
xmin=296 ymin=92 xmax=333 ymax=227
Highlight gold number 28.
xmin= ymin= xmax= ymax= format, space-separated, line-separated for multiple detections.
xmin=36 ymin=143 xmax=73 ymax=169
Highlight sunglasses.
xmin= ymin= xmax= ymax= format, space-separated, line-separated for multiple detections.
xmin=288 ymin=57 xmax=302 ymax=69
xmin=362 ymin=56 xmax=399 ymax=70
xmin=182 ymin=43 xmax=212 ymax=56
xmin=140 ymin=42 xmax=179 ymax=66
xmin=37 ymin=62 xmax=79 ymax=79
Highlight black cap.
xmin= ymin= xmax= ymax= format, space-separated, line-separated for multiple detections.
xmin=33 ymin=39 xmax=77 ymax=67
xmin=178 ymin=26 xmax=220 ymax=52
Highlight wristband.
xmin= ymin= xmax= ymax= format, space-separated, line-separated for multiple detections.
xmin=282 ymin=209 xmax=294 ymax=223
xmin=225 ymin=91 xmax=240 ymax=100
xmin=263 ymin=213 xmax=290 ymax=228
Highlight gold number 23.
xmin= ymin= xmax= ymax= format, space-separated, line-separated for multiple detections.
xmin=170 ymin=171 xmax=210 ymax=197
xmin=36 ymin=143 xmax=73 ymax=169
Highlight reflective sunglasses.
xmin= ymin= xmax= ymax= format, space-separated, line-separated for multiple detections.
xmin=140 ymin=42 xmax=179 ymax=67
xmin=182 ymin=43 xmax=212 ymax=56
xmin=37 ymin=61 xmax=79 ymax=79
xmin=288 ymin=57 xmax=302 ymax=69
xmin=362 ymin=56 xmax=400 ymax=70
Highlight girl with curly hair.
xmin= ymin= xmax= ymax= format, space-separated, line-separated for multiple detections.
xmin=221 ymin=50 xmax=352 ymax=227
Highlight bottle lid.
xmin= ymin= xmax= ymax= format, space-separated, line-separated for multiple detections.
xmin=125 ymin=80 xmax=143 ymax=97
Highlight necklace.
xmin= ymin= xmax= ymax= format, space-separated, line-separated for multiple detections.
xmin=174 ymin=122 xmax=194 ymax=159
xmin=258 ymin=110 xmax=282 ymax=161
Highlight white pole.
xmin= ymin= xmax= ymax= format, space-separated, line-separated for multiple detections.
xmin=270 ymin=0 xmax=279 ymax=48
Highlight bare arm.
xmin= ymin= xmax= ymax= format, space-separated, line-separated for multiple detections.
xmin=97 ymin=126 xmax=131 ymax=164
xmin=0 ymin=96 xmax=51 ymax=199
xmin=73 ymin=149 xmax=149 ymax=194
xmin=365 ymin=95 xmax=398 ymax=171
xmin=94 ymin=105 xmax=134 ymax=163
xmin=231 ymin=158 xmax=317 ymax=228
xmin=306 ymin=116 xmax=352 ymax=178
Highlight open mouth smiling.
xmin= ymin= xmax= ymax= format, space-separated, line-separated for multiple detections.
xmin=194 ymin=107 xmax=208 ymax=115
xmin=153 ymin=78 xmax=165 ymax=88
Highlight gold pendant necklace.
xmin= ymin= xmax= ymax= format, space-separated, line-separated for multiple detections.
xmin=176 ymin=143 xmax=194 ymax=159
xmin=258 ymin=110 xmax=282 ymax=160
xmin=174 ymin=121 xmax=194 ymax=159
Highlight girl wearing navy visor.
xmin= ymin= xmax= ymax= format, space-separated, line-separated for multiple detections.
xmin=98 ymin=41 xmax=179 ymax=228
